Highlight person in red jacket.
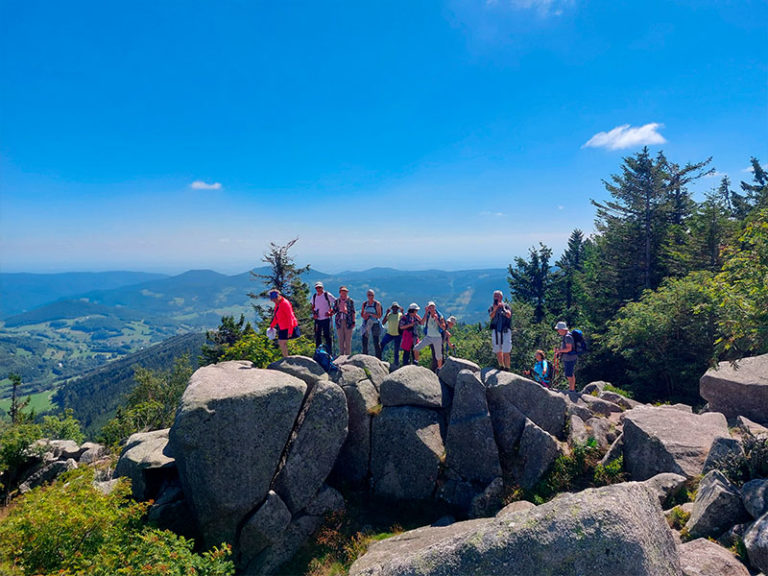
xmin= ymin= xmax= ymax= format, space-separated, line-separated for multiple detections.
xmin=268 ymin=289 xmax=298 ymax=357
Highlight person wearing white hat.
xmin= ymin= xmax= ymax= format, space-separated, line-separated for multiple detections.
xmin=311 ymin=281 xmax=336 ymax=352
xmin=360 ymin=289 xmax=383 ymax=358
xmin=399 ymin=303 xmax=421 ymax=365
xmin=414 ymin=301 xmax=446 ymax=370
xmin=554 ymin=321 xmax=577 ymax=391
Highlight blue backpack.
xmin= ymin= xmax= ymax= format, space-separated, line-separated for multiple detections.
xmin=313 ymin=345 xmax=338 ymax=373
xmin=571 ymin=329 xmax=588 ymax=355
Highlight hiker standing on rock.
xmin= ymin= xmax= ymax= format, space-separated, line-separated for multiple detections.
xmin=489 ymin=290 xmax=512 ymax=370
xmin=360 ymin=289 xmax=383 ymax=358
xmin=399 ymin=303 xmax=421 ymax=365
xmin=311 ymin=281 xmax=335 ymax=353
xmin=554 ymin=321 xmax=577 ymax=391
xmin=268 ymin=289 xmax=298 ymax=357
xmin=332 ymin=286 xmax=355 ymax=356
xmin=414 ymin=301 xmax=446 ymax=370
xmin=381 ymin=302 xmax=403 ymax=368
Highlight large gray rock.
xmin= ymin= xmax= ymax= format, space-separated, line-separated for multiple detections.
xmin=444 ymin=370 xmax=501 ymax=484
xmin=568 ymin=414 xmax=589 ymax=446
xmin=686 ymin=470 xmax=749 ymax=539
xmin=168 ymin=361 xmax=307 ymax=548
xmin=743 ymin=479 xmax=768 ymax=520
xmin=599 ymin=390 xmax=641 ymax=410
xmin=79 ymin=442 xmax=106 ymax=464
xmin=438 ymin=357 xmax=481 ymax=389
xmin=19 ymin=458 xmax=77 ymax=493
xmin=585 ymin=417 xmax=617 ymax=450
xmin=341 ymin=355 xmax=390 ymax=390
xmin=331 ymin=378 xmax=380 ymax=486
xmin=737 ymin=416 xmax=768 ymax=437
xmin=268 ymin=355 xmax=328 ymax=387
xmin=239 ymin=491 xmax=292 ymax=560
xmin=371 ymin=406 xmax=444 ymax=500
xmin=147 ymin=482 xmax=197 ymax=539
xmin=643 ymin=473 xmax=688 ymax=508
xmin=113 ymin=428 xmax=175 ymax=501
xmin=517 ymin=419 xmax=562 ymax=490
xmin=350 ymin=482 xmax=681 ymax=576
xmin=331 ymin=363 xmax=369 ymax=387
xmin=273 ymin=380 xmax=348 ymax=514
xmin=486 ymin=384 xmax=527 ymax=476
xmin=47 ymin=439 xmax=84 ymax=460
xmin=702 ymin=436 xmax=745 ymax=474
xmin=380 ymin=365 xmax=442 ymax=408
xmin=485 ymin=371 xmax=567 ymax=439
xmin=578 ymin=394 xmax=623 ymax=417
xmin=622 ymin=406 xmax=729 ymax=480
xmin=700 ymin=353 xmax=768 ymax=425
xmin=745 ymin=512 xmax=768 ymax=574
xmin=678 ymin=538 xmax=750 ymax=576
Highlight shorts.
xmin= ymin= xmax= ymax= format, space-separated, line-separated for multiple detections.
xmin=414 ymin=334 xmax=443 ymax=360
xmin=492 ymin=330 xmax=511 ymax=354
xmin=562 ymin=359 xmax=577 ymax=378
xmin=277 ymin=328 xmax=290 ymax=340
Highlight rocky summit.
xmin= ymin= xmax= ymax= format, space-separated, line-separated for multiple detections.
xmin=109 ymin=352 xmax=768 ymax=575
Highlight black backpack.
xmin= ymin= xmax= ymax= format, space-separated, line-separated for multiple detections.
xmin=571 ymin=329 xmax=588 ymax=355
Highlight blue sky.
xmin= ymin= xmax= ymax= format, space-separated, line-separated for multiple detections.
xmin=1 ymin=0 xmax=766 ymax=274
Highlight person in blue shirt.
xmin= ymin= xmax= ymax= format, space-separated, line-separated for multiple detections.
xmin=525 ymin=349 xmax=551 ymax=388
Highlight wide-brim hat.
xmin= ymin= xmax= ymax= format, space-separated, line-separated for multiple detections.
xmin=314 ymin=281 xmax=324 ymax=288
xmin=408 ymin=302 xmax=420 ymax=311
xmin=427 ymin=301 xmax=436 ymax=308
xmin=339 ymin=286 xmax=349 ymax=292
xmin=554 ymin=321 xmax=568 ymax=331
xmin=391 ymin=301 xmax=400 ymax=309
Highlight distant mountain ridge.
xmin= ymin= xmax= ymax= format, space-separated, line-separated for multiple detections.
xmin=1 ymin=266 xmax=509 ymax=326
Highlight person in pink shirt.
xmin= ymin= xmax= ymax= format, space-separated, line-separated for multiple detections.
xmin=268 ymin=289 xmax=298 ymax=357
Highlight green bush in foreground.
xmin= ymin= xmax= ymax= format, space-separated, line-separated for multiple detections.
xmin=0 ymin=468 xmax=233 ymax=576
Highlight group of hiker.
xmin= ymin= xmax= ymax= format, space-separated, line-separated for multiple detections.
xmin=268 ymin=282 xmax=583 ymax=388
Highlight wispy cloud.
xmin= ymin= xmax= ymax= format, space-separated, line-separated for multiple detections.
xmin=704 ymin=171 xmax=726 ymax=179
xmin=480 ymin=210 xmax=506 ymax=217
xmin=190 ymin=180 xmax=223 ymax=190
xmin=487 ymin=0 xmax=573 ymax=16
xmin=742 ymin=164 xmax=767 ymax=173
xmin=583 ymin=123 xmax=667 ymax=150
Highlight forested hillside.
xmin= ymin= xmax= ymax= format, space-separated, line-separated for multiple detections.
xmin=52 ymin=332 xmax=206 ymax=435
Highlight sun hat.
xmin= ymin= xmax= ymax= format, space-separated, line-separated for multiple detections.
xmin=554 ymin=321 xmax=568 ymax=331
xmin=339 ymin=286 xmax=349 ymax=292
xmin=427 ymin=301 xmax=436 ymax=308
xmin=447 ymin=316 xmax=457 ymax=324
xmin=391 ymin=301 xmax=400 ymax=309
xmin=314 ymin=281 xmax=324 ymax=289
xmin=408 ymin=302 xmax=420 ymax=311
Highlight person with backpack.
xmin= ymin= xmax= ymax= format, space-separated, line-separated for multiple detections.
xmin=268 ymin=289 xmax=299 ymax=357
xmin=332 ymin=286 xmax=355 ymax=356
xmin=554 ymin=321 xmax=578 ymax=391
xmin=489 ymin=290 xmax=512 ymax=370
xmin=414 ymin=301 xmax=447 ymax=370
xmin=399 ymin=303 xmax=422 ymax=366
xmin=360 ymin=289 xmax=383 ymax=358
xmin=524 ymin=349 xmax=551 ymax=388
xmin=311 ymin=281 xmax=336 ymax=353
xmin=380 ymin=302 xmax=402 ymax=368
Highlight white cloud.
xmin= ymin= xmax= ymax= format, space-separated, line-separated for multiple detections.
xmin=704 ymin=171 xmax=726 ymax=179
xmin=190 ymin=180 xmax=223 ymax=190
xmin=480 ymin=211 xmax=506 ymax=217
xmin=583 ymin=123 xmax=667 ymax=150
xmin=742 ymin=164 xmax=767 ymax=173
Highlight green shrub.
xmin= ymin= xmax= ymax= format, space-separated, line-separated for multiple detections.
xmin=666 ymin=505 xmax=691 ymax=530
xmin=602 ymin=384 xmax=633 ymax=399
xmin=0 ymin=468 xmax=233 ymax=576
xmin=593 ymin=456 xmax=625 ymax=486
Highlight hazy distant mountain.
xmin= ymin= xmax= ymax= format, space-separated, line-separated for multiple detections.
xmin=0 ymin=271 xmax=168 ymax=318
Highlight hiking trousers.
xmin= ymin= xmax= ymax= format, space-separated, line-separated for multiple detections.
xmin=314 ymin=319 xmax=333 ymax=352
xmin=362 ymin=322 xmax=382 ymax=359
xmin=380 ymin=332 xmax=401 ymax=366
xmin=336 ymin=322 xmax=353 ymax=356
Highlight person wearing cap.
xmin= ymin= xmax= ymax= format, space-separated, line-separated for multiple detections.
xmin=268 ymin=289 xmax=298 ymax=357
xmin=554 ymin=321 xmax=577 ymax=391
xmin=443 ymin=315 xmax=457 ymax=355
xmin=489 ymin=290 xmax=512 ymax=370
xmin=311 ymin=281 xmax=336 ymax=353
xmin=332 ymin=286 xmax=355 ymax=356
xmin=414 ymin=301 xmax=446 ymax=370
xmin=360 ymin=289 xmax=383 ymax=359
xmin=381 ymin=302 xmax=403 ymax=368
xmin=399 ymin=303 xmax=422 ymax=365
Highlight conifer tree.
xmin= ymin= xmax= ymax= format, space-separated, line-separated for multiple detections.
xmin=507 ymin=243 xmax=553 ymax=323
